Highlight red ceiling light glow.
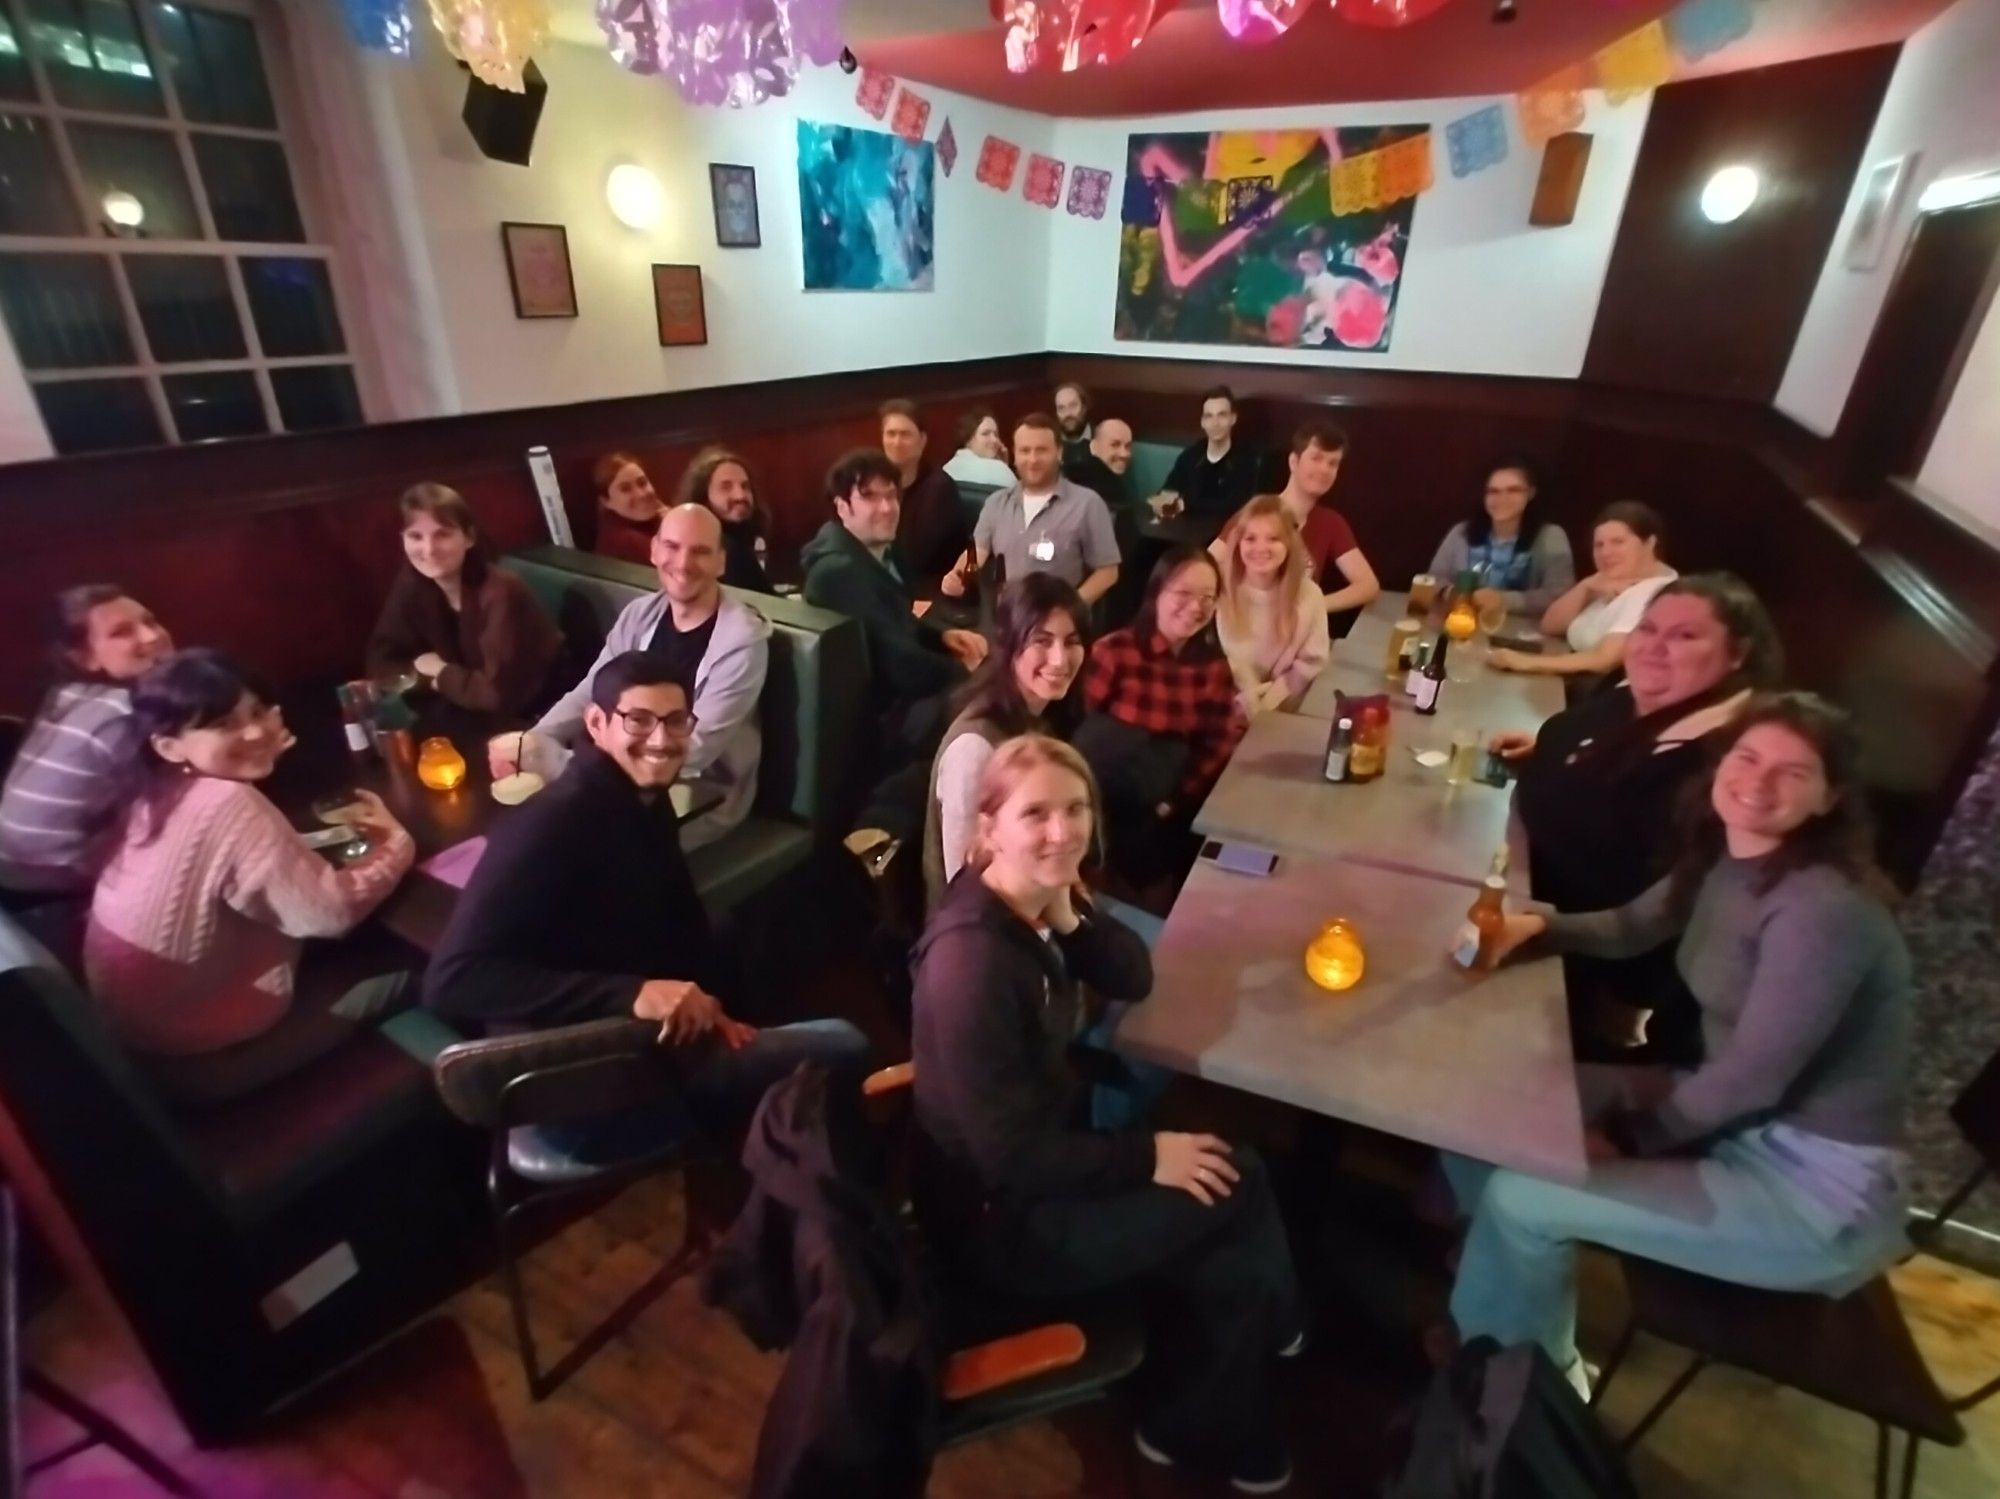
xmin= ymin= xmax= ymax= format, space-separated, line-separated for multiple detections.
xmin=1333 ymin=0 xmax=1456 ymax=27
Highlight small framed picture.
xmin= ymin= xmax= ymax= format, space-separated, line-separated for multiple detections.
xmin=500 ymin=221 xmax=577 ymax=319
xmin=709 ymin=163 xmax=761 ymax=248
xmin=652 ymin=264 xmax=707 ymax=347
xmin=1844 ymin=154 xmax=1917 ymax=273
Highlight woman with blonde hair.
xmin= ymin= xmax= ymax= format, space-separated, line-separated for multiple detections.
xmin=1210 ymin=494 xmax=1330 ymax=718
xmin=911 ymin=732 xmax=1301 ymax=1493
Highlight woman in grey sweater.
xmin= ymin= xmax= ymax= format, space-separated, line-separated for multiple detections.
xmin=1426 ymin=457 xmax=1575 ymax=619
xmin=1446 ymin=693 xmax=1910 ymax=1388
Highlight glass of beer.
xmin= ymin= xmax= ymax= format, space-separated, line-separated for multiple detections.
xmin=1446 ymin=729 xmax=1481 ymax=786
xmin=1478 ymin=597 xmax=1509 ymax=636
xmin=1408 ymin=574 xmax=1441 ymax=616
xmin=1384 ymin=618 xmax=1420 ymax=680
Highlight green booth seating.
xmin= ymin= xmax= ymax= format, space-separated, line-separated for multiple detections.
xmin=1126 ymin=440 xmax=1180 ymax=507
xmin=502 ymin=547 xmax=869 ymax=914
xmin=0 ymin=908 xmax=484 ymax=1443
xmin=953 ymin=478 xmax=1002 ymax=535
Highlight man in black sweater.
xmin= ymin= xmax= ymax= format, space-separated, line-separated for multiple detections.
xmin=424 ymin=651 xmax=868 ymax=1159
xmin=1153 ymin=385 xmax=1261 ymax=521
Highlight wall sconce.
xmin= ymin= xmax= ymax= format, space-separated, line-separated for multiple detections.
xmin=1700 ymin=164 xmax=1759 ymax=224
xmin=101 ymin=189 xmax=146 ymax=237
xmin=606 ymin=164 xmax=665 ymax=231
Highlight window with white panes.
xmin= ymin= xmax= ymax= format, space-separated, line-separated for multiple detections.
xmin=0 ymin=0 xmax=363 ymax=454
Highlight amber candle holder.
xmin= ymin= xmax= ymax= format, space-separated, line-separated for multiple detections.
xmin=1304 ymin=918 xmax=1365 ymax=993
xmin=416 ymin=736 xmax=467 ymax=791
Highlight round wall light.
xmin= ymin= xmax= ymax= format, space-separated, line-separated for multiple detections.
xmin=1700 ymin=164 xmax=1760 ymax=224
xmin=606 ymin=164 xmax=664 ymax=231
xmin=102 ymin=189 xmax=146 ymax=231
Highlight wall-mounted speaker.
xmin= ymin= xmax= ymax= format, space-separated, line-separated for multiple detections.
xmin=1530 ymin=131 xmax=1594 ymax=227
xmin=462 ymin=60 xmax=546 ymax=167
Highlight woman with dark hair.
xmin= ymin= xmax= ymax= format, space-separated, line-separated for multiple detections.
xmin=593 ymin=450 xmax=664 ymax=566
xmin=923 ymin=573 xmax=1090 ymax=910
xmin=1490 ymin=501 xmax=1674 ymax=681
xmin=1426 ymin=458 xmax=1574 ymax=618
xmin=1493 ymin=574 xmax=1783 ymax=1063
xmin=677 ymin=445 xmax=775 ymax=594
xmin=0 ymin=585 xmax=172 ymax=894
xmin=84 ymin=650 xmax=415 ymax=1103
xmin=1445 ymin=693 xmax=1911 ymax=1394
xmin=366 ymin=483 xmax=563 ymax=718
xmin=942 ymin=408 xmax=1016 ymax=488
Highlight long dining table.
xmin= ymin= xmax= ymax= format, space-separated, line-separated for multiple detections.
xmin=1112 ymin=591 xmax=1588 ymax=1182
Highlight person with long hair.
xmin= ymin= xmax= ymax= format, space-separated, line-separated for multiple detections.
xmin=677 ymin=446 xmax=775 ymax=594
xmin=923 ymin=574 xmax=1090 ymax=909
xmin=1490 ymin=501 xmax=1674 ymax=681
xmin=85 ymin=650 xmax=415 ymax=1103
xmin=1493 ymin=575 xmax=1784 ymax=1063
xmin=1211 ymin=495 xmax=1330 ymax=718
xmin=912 ymin=735 xmax=1301 ymax=1492
xmin=1445 ymin=693 xmax=1911 ymax=1393
xmin=942 ymin=407 xmax=1016 ymax=488
xmin=1426 ymin=458 xmax=1575 ymax=618
xmin=592 ymin=450 xmax=664 ymax=566
xmin=366 ymin=483 xmax=563 ymax=718
xmin=0 ymin=585 xmax=172 ymax=894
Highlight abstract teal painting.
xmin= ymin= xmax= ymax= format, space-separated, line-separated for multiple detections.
xmin=796 ymin=120 xmax=935 ymax=292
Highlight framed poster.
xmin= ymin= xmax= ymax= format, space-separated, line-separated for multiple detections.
xmin=1844 ymin=154 xmax=1917 ymax=272
xmin=709 ymin=163 xmax=761 ymax=248
xmin=652 ymin=264 xmax=707 ymax=347
xmin=500 ymin=221 xmax=577 ymax=318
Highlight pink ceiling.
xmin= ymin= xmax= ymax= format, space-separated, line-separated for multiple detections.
xmin=855 ymin=0 xmax=1954 ymax=118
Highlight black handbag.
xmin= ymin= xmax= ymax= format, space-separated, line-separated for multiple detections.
xmin=1071 ymin=712 xmax=1189 ymax=809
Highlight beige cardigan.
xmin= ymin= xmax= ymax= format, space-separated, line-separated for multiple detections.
xmin=1215 ymin=575 xmax=1331 ymax=717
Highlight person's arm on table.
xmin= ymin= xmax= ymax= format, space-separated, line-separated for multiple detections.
xmin=1323 ymin=546 xmax=1381 ymax=614
xmin=1489 ymin=632 xmax=1629 ymax=678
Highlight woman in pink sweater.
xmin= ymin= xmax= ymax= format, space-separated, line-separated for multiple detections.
xmin=1211 ymin=495 xmax=1331 ymax=718
xmin=85 ymin=650 xmax=416 ymax=1104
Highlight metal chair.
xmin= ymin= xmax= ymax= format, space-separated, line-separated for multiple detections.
xmin=432 ymin=1019 xmax=715 ymax=1401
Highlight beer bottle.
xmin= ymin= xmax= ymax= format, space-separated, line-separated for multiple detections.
xmin=1349 ymin=705 xmax=1386 ymax=782
xmin=1453 ymin=875 xmax=1507 ymax=970
xmin=1323 ymin=716 xmax=1354 ymax=783
xmin=1414 ymin=634 xmax=1448 ymax=715
xmin=1403 ymin=637 xmax=1427 ymax=698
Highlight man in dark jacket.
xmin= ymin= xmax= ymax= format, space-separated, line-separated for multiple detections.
xmin=801 ymin=449 xmax=987 ymax=756
xmin=424 ymin=651 xmax=868 ymax=1158
xmin=879 ymin=399 xmax=969 ymax=590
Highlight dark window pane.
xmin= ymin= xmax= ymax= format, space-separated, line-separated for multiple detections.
xmin=271 ymin=362 xmax=360 ymax=432
xmin=163 ymin=366 xmax=262 ymax=440
xmin=0 ymin=113 xmax=81 ymax=234
xmin=68 ymin=121 xmax=201 ymax=239
xmin=125 ymin=251 xmax=241 ymax=361
xmin=191 ymin=133 xmax=300 ymax=241
xmin=0 ymin=251 xmax=132 ymax=367
xmin=0 ymin=4 xmax=36 ymax=100
xmin=150 ymin=2 xmax=272 ymax=128
xmin=21 ymin=0 xmax=163 ymax=116
xmin=241 ymin=255 xmax=342 ymax=356
xmin=34 ymin=375 xmax=161 ymax=452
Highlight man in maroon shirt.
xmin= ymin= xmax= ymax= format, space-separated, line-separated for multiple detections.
xmin=879 ymin=398 xmax=969 ymax=590
xmin=1265 ymin=419 xmax=1381 ymax=621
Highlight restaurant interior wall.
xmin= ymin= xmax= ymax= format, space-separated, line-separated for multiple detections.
xmin=1040 ymin=91 xmax=1651 ymax=379
xmin=1776 ymin=0 xmax=2000 ymax=540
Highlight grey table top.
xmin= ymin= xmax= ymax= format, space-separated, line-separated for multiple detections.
xmin=1114 ymin=853 xmax=1585 ymax=1182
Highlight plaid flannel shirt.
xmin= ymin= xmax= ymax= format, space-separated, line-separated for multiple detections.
xmin=1082 ymin=627 xmax=1246 ymax=807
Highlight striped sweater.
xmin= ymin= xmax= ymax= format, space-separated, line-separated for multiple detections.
xmin=84 ymin=777 xmax=413 ymax=1056
xmin=0 ymin=682 xmax=137 ymax=894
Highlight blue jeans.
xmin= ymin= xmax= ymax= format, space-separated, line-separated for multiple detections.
xmin=548 ymin=1018 xmax=870 ymax=1165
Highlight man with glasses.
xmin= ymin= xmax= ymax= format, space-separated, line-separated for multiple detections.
xmin=493 ymin=503 xmax=771 ymax=850
xmin=427 ymin=652 xmax=869 ymax=1158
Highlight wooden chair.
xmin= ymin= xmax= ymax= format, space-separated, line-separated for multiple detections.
xmin=431 ymin=1019 xmax=716 ymax=1401
xmin=1590 ymin=1044 xmax=2000 ymax=1498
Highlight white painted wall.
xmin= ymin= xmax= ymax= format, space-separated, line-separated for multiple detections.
xmin=1775 ymin=0 xmax=2000 ymax=535
xmin=1042 ymin=92 xmax=1651 ymax=378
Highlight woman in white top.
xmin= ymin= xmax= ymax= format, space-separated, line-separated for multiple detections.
xmin=1209 ymin=495 xmax=1330 ymax=718
xmin=941 ymin=408 xmax=1019 ymax=489
xmin=1490 ymin=501 xmax=1675 ymax=681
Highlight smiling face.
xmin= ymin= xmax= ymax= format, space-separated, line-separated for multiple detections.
xmin=1155 ymin=558 xmax=1219 ymax=647
xmin=969 ymin=415 xmax=1005 ymax=459
xmin=1012 ymin=607 xmax=1085 ymax=710
xmin=704 ymin=461 xmax=755 ymax=524
xmin=1236 ymin=515 xmax=1289 ymax=586
xmin=651 ymin=505 xmax=724 ymax=607
xmin=1014 ymin=424 xmax=1061 ymax=488
xmin=1090 ymin=418 xmax=1132 ymax=475
xmin=585 ymin=679 xmax=693 ymax=790
xmin=1625 ymin=592 xmax=1740 ymax=714
xmin=402 ymin=510 xmax=473 ymax=584
xmin=75 ymin=596 xmax=171 ymax=681
xmin=1484 ymin=467 xmax=1533 ymax=532
xmin=1593 ymin=520 xmax=1656 ymax=579
xmin=604 ymin=462 xmax=661 ymax=525
xmin=1287 ymin=439 xmax=1342 ymax=502
xmin=978 ymin=759 xmax=1094 ymax=893
xmin=835 ymin=473 xmax=902 ymax=549
xmin=150 ymin=690 xmax=284 ymax=782
xmin=880 ymin=413 xmax=925 ymax=476
xmin=1712 ymin=721 xmax=1834 ymax=853
xmin=1199 ymin=396 xmax=1236 ymax=446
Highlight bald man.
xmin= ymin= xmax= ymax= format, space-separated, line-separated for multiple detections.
xmin=496 ymin=503 xmax=773 ymax=849
xmin=1063 ymin=414 xmax=1136 ymax=513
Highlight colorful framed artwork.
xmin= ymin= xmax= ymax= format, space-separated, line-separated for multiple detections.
xmin=1844 ymin=153 xmax=1917 ymax=272
xmin=652 ymin=264 xmax=707 ymax=347
xmin=499 ymin=221 xmax=577 ymax=319
xmin=709 ymin=163 xmax=761 ymax=249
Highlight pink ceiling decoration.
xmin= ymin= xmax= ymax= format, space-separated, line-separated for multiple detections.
xmin=993 ymin=0 xmax=1163 ymax=74
xmin=1332 ymin=0 xmax=1455 ymax=27
xmin=1216 ymin=0 xmax=1311 ymax=43
xmin=595 ymin=0 xmax=844 ymax=106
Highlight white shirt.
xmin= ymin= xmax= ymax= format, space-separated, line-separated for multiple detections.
xmin=1567 ymin=571 xmax=1677 ymax=653
xmin=1020 ymin=487 xmax=1057 ymax=527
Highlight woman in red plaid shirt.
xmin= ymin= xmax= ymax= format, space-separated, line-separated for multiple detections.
xmin=1080 ymin=547 xmax=1246 ymax=894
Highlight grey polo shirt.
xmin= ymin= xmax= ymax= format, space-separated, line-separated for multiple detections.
xmin=972 ymin=476 xmax=1121 ymax=587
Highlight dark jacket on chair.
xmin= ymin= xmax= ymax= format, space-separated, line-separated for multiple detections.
xmin=799 ymin=520 xmax=964 ymax=719
xmin=703 ymin=1064 xmax=940 ymax=1499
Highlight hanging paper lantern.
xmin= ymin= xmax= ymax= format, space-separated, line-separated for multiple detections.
xmin=1333 ymin=0 xmax=1454 ymax=27
xmin=1217 ymin=0 xmax=1311 ymax=43
xmin=340 ymin=0 xmax=415 ymax=54
xmin=996 ymin=0 xmax=1073 ymax=73
xmin=430 ymin=0 xmax=550 ymax=91
xmin=993 ymin=0 xmax=1159 ymax=74
xmin=597 ymin=0 xmax=842 ymax=106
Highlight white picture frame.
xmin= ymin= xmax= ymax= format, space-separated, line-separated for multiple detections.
xmin=1844 ymin=153 xmax=1917 ymax=273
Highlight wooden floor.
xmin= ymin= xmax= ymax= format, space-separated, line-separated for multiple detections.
xmin=18 ymin=1169 xmax=2000 ymax=1498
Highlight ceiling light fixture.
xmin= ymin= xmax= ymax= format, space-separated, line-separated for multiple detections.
xmin=1700 ymin=164 xmax=1759 ymax=224
xmin=606 ymin=163 xmax=664 ymax=231
xmin=1493 ymin=0 xmax=1517 ymax=21
xmin=101 ymin=189 xmax=145 ymax=234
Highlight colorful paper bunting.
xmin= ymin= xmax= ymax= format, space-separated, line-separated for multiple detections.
xmin=977 ymin=135 xmax=1023 ymax=191
xmin=1666 ymin=0 xmax=1753 ymax=63
xmin=1376 ymin=131 xmax=1433 ymax=204
xmin=1594 ymin=18 xmax=1672 ymax=104
xmin=595 ymin=0 xmax=839 ymax=106
xmin=339 ymin=0 xmax=413 ymax=53
xmin=1446 ymin=104 xmax=1508 ymax=178
xmin=1067 ymin=165 xmax=1113 ymax=218
xmin=855 ymin=66 xmax=894 ymax=118
xmin=1025 ymin=153 xmax=1066 ymax=207
xmin=891 ymin=87 xmax=932 ymax=141
xmin=1330 ymin=148 xmax=1383 ymax=217
xmin=937 ymin=119 xmax=959 ymax=176
xmin=1516 ymin=65 xmax=1587 ymax=147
